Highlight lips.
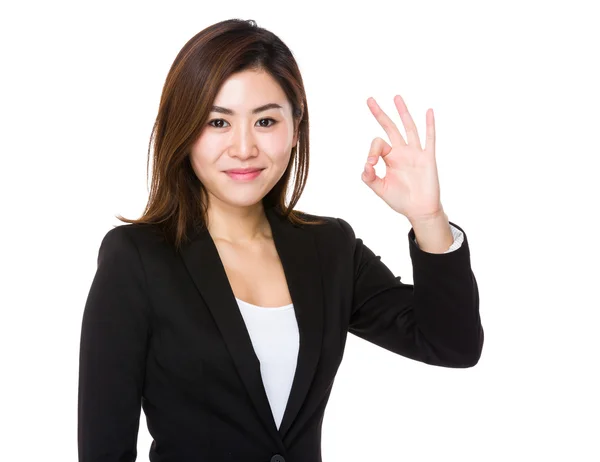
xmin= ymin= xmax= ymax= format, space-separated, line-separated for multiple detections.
xmin=224 ymin=169 xmax=264 ymax=181
xmin=224 ymin=168 xmax=263 ymax=174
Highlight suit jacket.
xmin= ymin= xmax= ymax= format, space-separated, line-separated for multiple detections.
xmin=78 ymin=205 xmax=484 ymax=462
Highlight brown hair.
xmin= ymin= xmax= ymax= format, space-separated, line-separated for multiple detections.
xmin=117 ymin=18 xmax=326 ymax=252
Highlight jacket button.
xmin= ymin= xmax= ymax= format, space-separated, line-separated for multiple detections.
xmin=270 ymin=455 xmax=285 ymax=462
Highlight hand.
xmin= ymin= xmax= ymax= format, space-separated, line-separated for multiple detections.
xmin=362 ymin=95 xmax=444 ymax=223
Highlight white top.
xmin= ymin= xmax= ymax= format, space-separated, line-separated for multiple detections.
xmin=235 ymin=224 xmax=464 ymax=430
xmin=236 ymin=297 xmax=299 ymax=430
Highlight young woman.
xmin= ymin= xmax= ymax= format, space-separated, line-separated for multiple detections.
xmin=78 ymin=18 xmax=483 ymax=462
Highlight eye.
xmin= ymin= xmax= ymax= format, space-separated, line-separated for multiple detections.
xmin=257 ymin=118 xmax=277 ymax=128
xmin=207 ymin=118 xmax=277 ymax=129
xmin=207 ymin=119 xmax=228 ymax=128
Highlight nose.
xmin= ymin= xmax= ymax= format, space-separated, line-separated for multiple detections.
xmin=230 ymin=124 xmax=258 ymax=159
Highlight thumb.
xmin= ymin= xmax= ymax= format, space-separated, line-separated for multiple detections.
xmin=362 ymin=161 xmax=385 ymax=197
xmin=362 ymin=137 xmax=389 ymax=197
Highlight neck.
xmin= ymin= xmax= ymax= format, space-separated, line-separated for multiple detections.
xmin=205 ymin=200 xmax=272 ymax=244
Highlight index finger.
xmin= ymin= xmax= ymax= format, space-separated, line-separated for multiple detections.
xmin=367 ymin=97 xmax=406 ymax=146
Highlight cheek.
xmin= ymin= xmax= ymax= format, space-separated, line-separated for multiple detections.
xmin=261 ymin=133 xmax=293 ymax=159
xmin=191 ymin=133 xmax=220 ymax=157
xmin=188 ymin=150 xmax=215 ymax=183
xmin=189 ymin=136 xmax=219 ymax=168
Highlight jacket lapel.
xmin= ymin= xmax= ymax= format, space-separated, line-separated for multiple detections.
xmin=179 ymin=206 xmax=324 ymax=445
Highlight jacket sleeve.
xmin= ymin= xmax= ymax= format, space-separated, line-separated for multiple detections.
xmin=78 ymin=226 xmax=152 ymax=461
xmin=337 ymin=217 xmax=483 ymax=368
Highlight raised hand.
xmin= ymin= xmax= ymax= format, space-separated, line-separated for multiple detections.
xmin=362 ymin=95 xmax=443 ymax=223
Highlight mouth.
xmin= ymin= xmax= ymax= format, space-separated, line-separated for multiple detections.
xmin=224 ymin=168 xmax=264 ymax=174
xmin=224 ymin=168 xmax=264 ymax=181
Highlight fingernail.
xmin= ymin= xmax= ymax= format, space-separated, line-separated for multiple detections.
xmin=368 ymin=157 xmax=377 ymax=164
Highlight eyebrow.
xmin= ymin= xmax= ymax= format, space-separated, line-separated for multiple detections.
xmin=210 ymin=103 xmax=283 ymax=115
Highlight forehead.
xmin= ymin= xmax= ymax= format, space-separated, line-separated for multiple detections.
xmin=212 ymin=70 xmax=288 ymax=109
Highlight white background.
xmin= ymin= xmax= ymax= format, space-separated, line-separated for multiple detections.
xmin=2 ymin=1 xmax=599 ymax=460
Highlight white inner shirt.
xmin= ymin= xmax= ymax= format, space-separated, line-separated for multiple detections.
xmin=235 ymin=297 xmax=300 ymax=430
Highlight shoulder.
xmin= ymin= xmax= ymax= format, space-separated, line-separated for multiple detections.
xmin=102 ymin=222 xmax=164 ymax=244
xmin=291 ymin=210 xmax=357 ymax=246
xmin=98 ymin=223 xmax=168 ymax=258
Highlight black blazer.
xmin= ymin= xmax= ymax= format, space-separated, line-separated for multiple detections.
xmin=78 ymin=206 xmax=483 ymax=462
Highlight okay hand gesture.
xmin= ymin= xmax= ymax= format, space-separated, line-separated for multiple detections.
xmin=362 ymin=95 xmax=444 ymax=223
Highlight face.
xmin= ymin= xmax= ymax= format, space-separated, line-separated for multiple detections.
xmin=189 ymin=69 xmax=298 ymax=212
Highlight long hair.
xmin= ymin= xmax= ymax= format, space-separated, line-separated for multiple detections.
xmin=117 ymin=18 xmax=326 ymax=252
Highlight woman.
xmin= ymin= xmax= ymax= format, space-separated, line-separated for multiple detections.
xmin=78 ymin=18 xmax=483 ymax=462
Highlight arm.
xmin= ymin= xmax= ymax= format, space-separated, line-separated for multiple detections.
xmin=338 ymin=217 xmax=483 ymax=368
xmin=413 ymin=223 xmax=464 ymax=254
xmin=78 ymin=227 xmax=151 ymax=461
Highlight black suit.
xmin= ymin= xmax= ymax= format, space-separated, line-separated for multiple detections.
xmin=78 ymin=206 xmax=483 ymax=462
